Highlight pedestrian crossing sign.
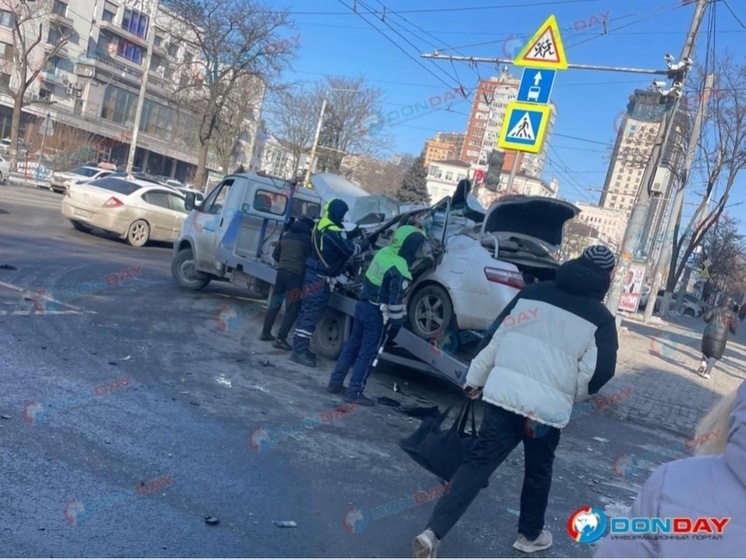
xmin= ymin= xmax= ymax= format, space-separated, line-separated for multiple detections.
xmin=513 ymin=15 xmax=568 ymax=70
xmin=498 ymin=102 xmax=551 ymax=153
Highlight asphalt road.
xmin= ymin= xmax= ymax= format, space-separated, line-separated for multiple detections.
xmin=0 ymin=183 xmax=694 ymax=558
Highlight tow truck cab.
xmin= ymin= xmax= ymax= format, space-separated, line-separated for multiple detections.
xmin=171 ymin=172 xmax=322 ymax=296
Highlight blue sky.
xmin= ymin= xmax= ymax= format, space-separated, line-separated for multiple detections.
xmin=274 ymin=0 xmax=746 ymax=225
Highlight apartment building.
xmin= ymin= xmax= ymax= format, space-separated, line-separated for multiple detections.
xmin=574 ymin=202 xmax=627 ymax=251
xmin=461 ymin=68 xmax=553 ymax=179
xmin=426 ymin=159 xmax=470 ymax=203
xmin=0 ymin=0 xmax=263 ymax=181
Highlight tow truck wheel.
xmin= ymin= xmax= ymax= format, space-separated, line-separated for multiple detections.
xmin=311 ymin=308 xmax=345 ymax=359
xmin=171 ymin=248 xmax=210 ymax=290
xmin=408 ymin=284 xmax=453 ymax=340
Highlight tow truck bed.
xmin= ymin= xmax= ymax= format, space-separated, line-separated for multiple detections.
xmin=215 ymin=211 xmax=469 ymax=387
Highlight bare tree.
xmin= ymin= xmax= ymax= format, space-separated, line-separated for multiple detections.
xmin=2 ymin=0 xmax=73 ymax=171
xmin=267 ymin=85 xmax=318 ymax=178
xmin=660 ymin=56 xmax=746 ymax=314
xmin=211 ymin=75 xmax=264 ymax=173
xmin=561 ymin=221 xmax=599 ymax=261
xmin=164 ymin=0 xmax=294 ymax=188
xmin=696 ymin=215 xmax=746 ymax=302
xmin=341 ymin=154 xmax=411 ymax=199
xmin=314 ymin=76 xmax=386 ymax=173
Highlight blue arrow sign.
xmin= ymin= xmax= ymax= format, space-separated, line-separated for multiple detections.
xmin=516 ymin=68 xmax=556 ymax=105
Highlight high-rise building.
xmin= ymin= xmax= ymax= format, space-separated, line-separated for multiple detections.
xmin=600 ymin=88 xmax=687 ymax=256
xmin=600 ymin=89 xmax=686 ymax=214
xmin=461 ymin=67 xmax=553 ymax=178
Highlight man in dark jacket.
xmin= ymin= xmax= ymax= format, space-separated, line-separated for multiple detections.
xmin=328 ymin=226 xmax=425 ymax=406
xmin=413 ymin=245 xmax=619 ymax=558
xmin=699 ymin=299 xmax=738 ymax=379
xmin=291 ymin=199 xmax=369 ymax=367
xmin=261 ymin=217 xmax=314 ymax=350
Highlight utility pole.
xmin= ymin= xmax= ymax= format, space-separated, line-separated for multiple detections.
xmin=605 ymin=0 xmax=710 ymax=318
xmin=505 ymin=151 xmax=520 ymax=194
xmin=304 ymin=96 xmax=327 ymax=187
xmin=645 ymin=74 xmax=715 ymax=322
xmin=126 ymin=0 xmax=160 ymax=175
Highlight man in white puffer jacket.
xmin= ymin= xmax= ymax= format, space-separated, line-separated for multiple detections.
xmin=413 ymin=245 xmax=619 ymax=558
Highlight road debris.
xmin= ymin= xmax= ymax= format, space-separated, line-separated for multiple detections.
xmin=0 ymin=265 xmax=17 ymax=270
xmin=0 ymin=414 xmax=11 ymax=420
xmin=273 ymin=521 xmax=297 ymax=528
xmin=205 ymin=516 xmax=220 ymax=526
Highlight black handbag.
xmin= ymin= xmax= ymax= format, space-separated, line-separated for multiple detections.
xmin=399 ymin=399 xmax=478 ymax=483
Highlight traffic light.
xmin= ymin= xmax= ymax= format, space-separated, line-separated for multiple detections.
xmin=484 ymin=149 xmax=505 ymax=192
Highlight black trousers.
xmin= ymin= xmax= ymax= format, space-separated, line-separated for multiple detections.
xmin=262 ymin=270 xmax=303 ymax=341
xmin=428 ymin=403 xmax=561 ymax=541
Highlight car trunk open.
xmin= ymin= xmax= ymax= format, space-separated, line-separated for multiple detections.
xmin=478 ymin=196 xmax=580 ymax=283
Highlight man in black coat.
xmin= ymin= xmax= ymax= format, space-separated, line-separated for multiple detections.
xmin=699 ymin=298 xmax=738 ymax=379
xmin=261 ymin=217 xmax=314 ymax=351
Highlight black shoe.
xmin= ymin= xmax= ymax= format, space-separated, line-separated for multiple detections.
xmin=327 ymin=384 xmax=344 ymax=395
xmin=291 ymin=351 xmax=316 ymax=367
xmin=273 ymin=339 xmax=292 ymax=351
xmin=259 ymin=332 xmax=275 ymax=342
xmin=344 ymin=394 xmax=376 ymax=407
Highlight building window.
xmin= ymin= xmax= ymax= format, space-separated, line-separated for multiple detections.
xmin=444 ymin=172 xmax=453 ymax=182
xmin=122 ymin=8 xmax=148 ymax=38
xmin=0 ymin=9 xmax=14 ymax=28
xmin=52 ymin=0 xmax=68 ymax=17
xmin=0 ymin=72 xmax=10 ymax=89
xmin=167 ymin=43 xmax=179 ymax=58
xmin=154 ymin=34 xmax=164 ymax=48
xmin=47 ymin=27 xmax=63 ymax=45
xmin=117 ymin=40 xmax=144 ymax=63
xmin=0 ymin=42 xmax=13 ymax=61
xmin=102 ymin=8 xmax=116 ymax=22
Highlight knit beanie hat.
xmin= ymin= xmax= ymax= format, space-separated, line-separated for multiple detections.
xmin=582 ymin=245 xmax=616 ymax=272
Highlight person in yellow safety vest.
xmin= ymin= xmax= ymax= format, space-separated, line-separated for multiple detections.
xmin=327 ymin=225 xmax=426 ymax=406
xmin=291 ymin=198 xmax=370 ymax=367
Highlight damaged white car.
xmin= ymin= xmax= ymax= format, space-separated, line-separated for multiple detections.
xmin=340 ymin=184 xmax=579 ymax=355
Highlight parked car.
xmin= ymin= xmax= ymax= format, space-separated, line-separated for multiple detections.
xmin=639 ymin=289 xmax=704 ymax=317
xmin=61 ymin=176 xmax=190 ymax=247
xmin=0 ymin=154 xmax=9 ymax=183
xmin=51 ymin=166 xmax=115 ymax=194
xmin=342 ymin=191 xmax=579 ymax=346
xmin=0 ymin=138 xmax=29 ymax=154
xmin=174 ymin=186 xmax=205 ymax=204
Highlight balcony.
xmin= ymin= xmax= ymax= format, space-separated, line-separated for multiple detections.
xmin=49 ymin=12 xmax=75 ymax=29
xmin=98 ymin=20 xmax=148 ymax=49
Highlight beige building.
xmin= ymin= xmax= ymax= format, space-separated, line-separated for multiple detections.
xmin=574 ymin=202 xmax=627 ymax=250
xmin=423 ymin=138 xmax=456 ymax=168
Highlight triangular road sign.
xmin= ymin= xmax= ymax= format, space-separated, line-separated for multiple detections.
xmin=514 ymin=15 xmax=568 ymax=70
xmin=506 ymin=113 xmax=536 ymax=140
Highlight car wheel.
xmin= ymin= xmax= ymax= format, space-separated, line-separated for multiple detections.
xmin=0 ymin=171 xmax=3 ymax=183
xmin=171 ymin=248 xmax=210 ymax=290
xmin=311 ymin=308 xmax=345 ymax=359
xmin=126 ymin=219 xmax=150 ymax=247
xmin=683 ymin=308 xmax=695 ymax=317
xmin=408 ymin=284 xmax=454 ymax=340
xmin=70 ymin=220 xmax=91 ymax=233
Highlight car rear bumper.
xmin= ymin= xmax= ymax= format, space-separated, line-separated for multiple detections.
xmin=61 ymin=199 xmax=127 ymax=236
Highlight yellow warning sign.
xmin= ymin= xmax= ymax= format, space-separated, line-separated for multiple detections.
xmin=700 ymin=268 xmax=710 ymax=280
xmin=513 ymin=15 xmax=568 ymax=70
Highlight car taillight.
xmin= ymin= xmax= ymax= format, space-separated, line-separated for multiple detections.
xmin=102 ymin=197 xmax=123 ymax=208
xmin=484 ymin=267 xmax=525 ymax=289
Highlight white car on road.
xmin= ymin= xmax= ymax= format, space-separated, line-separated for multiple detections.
xmin=350 ymin=189 xmax=579 ymax=354
xmin=51 ymin=166 xmax=114 ymax=194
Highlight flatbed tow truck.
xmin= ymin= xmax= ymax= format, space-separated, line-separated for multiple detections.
xmin=171 ymin=172 xmax=470 ymax=388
